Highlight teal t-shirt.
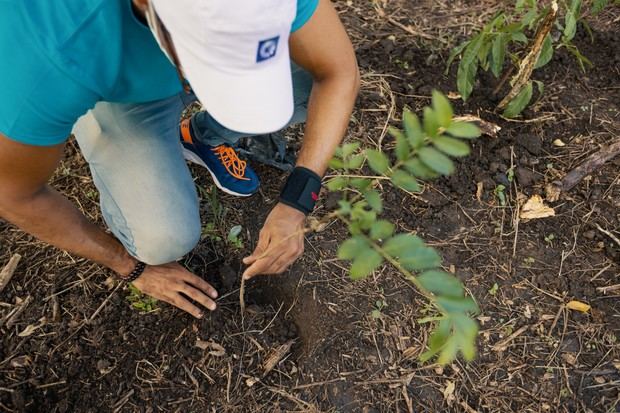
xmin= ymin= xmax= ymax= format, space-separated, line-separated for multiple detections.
xmin=0 ymin=0 xmax=318 ymax=146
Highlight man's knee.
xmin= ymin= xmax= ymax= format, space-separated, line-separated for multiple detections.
xmin=131 ymin=215 xmax=201 ymax=265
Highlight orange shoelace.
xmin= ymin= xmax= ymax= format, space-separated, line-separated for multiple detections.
xmin=211 ymin=145 xmax=250 ymax=180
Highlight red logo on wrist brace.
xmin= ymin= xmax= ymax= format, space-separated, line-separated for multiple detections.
xmin=311 ymin=192 xmax=319 ymax=201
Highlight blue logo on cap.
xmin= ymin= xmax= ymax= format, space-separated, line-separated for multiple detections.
xmin=256 ymin=36 xmax=280 ymax=63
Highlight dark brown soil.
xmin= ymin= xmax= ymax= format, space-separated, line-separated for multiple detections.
xmin=1 ymin=1 xmax=619 ymax=412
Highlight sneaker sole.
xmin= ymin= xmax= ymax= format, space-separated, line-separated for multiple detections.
xmin=182 ymin=148 xmax=256 ymax=198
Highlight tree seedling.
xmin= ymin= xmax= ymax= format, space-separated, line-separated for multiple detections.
xmin=227 ymin=225 xmax=244 ymax=249
xmin=328 ymin=91 xmax=482 ymax=364
xmin=447 ymin=0 xmax=618 ymax=117
xmin=126 ymin=283 xmax=158 ymax=313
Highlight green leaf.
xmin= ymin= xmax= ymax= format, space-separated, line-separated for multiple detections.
xmin=534 ymin=34 xmax=553 ymax=69
xmin=399 ymin=247 xmax=442 ymax=270
xmin=423 ymin=107 xmax=439 ymax=138
xmin=363 ymin=189 xmax=383 ymax=213
xmin=592 ymin=0 xmax=610 ymax=14
xmin=433 ymin=136 xmax=471 ymax=157
xmin=383 ymin=233 xmax=425 ymax=257
xmin=563 ymin=0 xmax=581 ymax=42
xmin=431 ymin=91 xmax=453 ymax=128
xmin=419 ymin=319 xmax=451 ymax=362
xmin=511 ymin=32 xmax=528 ymax=43
xmin=457 ymin=34 xmax=483 ymax=101
xmin=345 ymin=154 xmax=365 ymax=170
xmin=491 ymin=34 xmax=508 ymax=78
xmin=370 ymin=220 xmax=395 ymax=240
xmin=453 ymin=314 xmax=479 ymax=361
xmin=390 ymin=170 xmax=421 ymax=192
xmin=228 ymin=225 xmax=242 ymax=240
xmin=393 ymin=129 xmax=410 ymax=162
xmin=341 ymin=142 xmax=361 ymax=158
xmin=326 ymin=177 xmax=347 ymax=191
xmin=350 ymin=249 xmax=383 ymax=279
xmin=503 ymin=81 xmax=533 ymax=118
xmin=417 ymin=271 xmax=465 ymax=297
xmin=365 ymin=149 xmax=390 ymax=174
xmin=337 ymin=236 xmax=369 ymax=260
xmin=436 ymin=296 xmax=480 ymax=314
xmin=446 ymin=122 xmax=481 ymax=139
xmin=349 ymin=178 xmax=372 ymax=192
xmin=445 ymin=40 xmax=469 ymax=74
xmin=350 ymin=178 xmax=372 ymax=191
xmin=337 ymin=200 xmax=352 ymax=215
xmin=403 ymin=109 xmax=425 ymax=147
xmin=437 ymin=336 xmax=459 ymax=365
xmin=418 ymin=147 xmax=455 ymax=175
xmin=403 ymin=158 xmax=438 ymax=179
xmin=328 ymin=158 xmax=345 ymax=169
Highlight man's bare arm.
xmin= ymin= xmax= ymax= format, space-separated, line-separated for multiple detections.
xmin=242 ymin=0 xmax=359 ymax=278
xmin=290 ymin=0 xmax=360 ymax=175
xmin=0 ymin=134 xmax=135 ymax=274
xmin=0 ymin=133 xmax=217 ymax=318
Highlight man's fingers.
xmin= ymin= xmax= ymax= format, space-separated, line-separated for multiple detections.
xmin=273 ymin=251 xmax=299 ymax=274
xmin=179 ymin=284 xmax=217 ymax=311
xmin=183 ymin=273 xmax=218 ymax=299
xmin=242 ymin=249 xmax=285 ymax=280
xmin=168 ymin=294 xmax=204 ymax=319
xmin=243 ymin=230 xmax=270 ymax=264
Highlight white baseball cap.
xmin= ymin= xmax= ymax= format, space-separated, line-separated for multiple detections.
xmin=149 ymin=0 xmax=297 ymax=134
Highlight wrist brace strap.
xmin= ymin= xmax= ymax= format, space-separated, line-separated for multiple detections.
xmin=279 ymin=167 xmax=322 ymax=215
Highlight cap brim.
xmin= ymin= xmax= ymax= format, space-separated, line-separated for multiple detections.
xmin=176 ymin=43 xmax=294 ymax=135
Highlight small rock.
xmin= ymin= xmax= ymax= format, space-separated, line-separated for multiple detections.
xmin=517 ymin=134 xmax=542 ymax=155
xmin=498 ymin=146 xmax=512 ymax=161
xmin=515 ymin=167 xmax=541 ymax=188
xmin=582 ymin=230 xmax=596 ymax=240
xmin=494 ymin=173 xmax=510 ymax=187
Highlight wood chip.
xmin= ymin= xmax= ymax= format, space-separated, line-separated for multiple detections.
xmin=262 ymin=339 xmax=294 ymax=377
xmin=0 ymin=253 xmax=21 ymax=293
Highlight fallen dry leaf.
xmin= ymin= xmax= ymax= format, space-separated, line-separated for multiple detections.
xmin=195 ymin=339 xmax=226 ymax=356
xmin=9 ymin=355 xmax=31 ymax=368
xmin=453 ymin=115 xmax=501 ymax=138
xmin=566 ymin=300 xmax=591 ymax=313
xmin=476 ymin=181 xmax=484 ymax=202
xmin=520 ymin=195 xmax=555 ymax=220
xmin=443 ymin=380 xmax=456 ymax=404
xmin=18 ymin=324 xmax=39 ymax=337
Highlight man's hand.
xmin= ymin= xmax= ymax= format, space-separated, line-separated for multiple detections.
xmin=242 ymin=203 xmax=306 ymax=280
xmin=132 ymin=262 xmax=218 ymax=318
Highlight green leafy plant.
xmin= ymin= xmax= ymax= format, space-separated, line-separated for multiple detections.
xmin=328 ymin=91 xmax=481 ymax=364
xmin=447 ymin=0 xmax=618 ymax=117
xmin=494 ymin=184 xmax=507 ymax=206
xmin=371 ymin=299 xmax=387 ymax=319
xmin=227 ymin=225 xmax=244 ymax=249
xmin=126 ymin=283 xmax=159 ymax=312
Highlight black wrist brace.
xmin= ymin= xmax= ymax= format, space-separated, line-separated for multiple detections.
xmin=279 ymin=167 xmax=322 ymax=215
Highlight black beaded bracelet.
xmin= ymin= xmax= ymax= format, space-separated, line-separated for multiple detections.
xmin=120 ymin=261 xmax=147 ymax=283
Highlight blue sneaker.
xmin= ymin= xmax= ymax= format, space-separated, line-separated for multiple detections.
xmin=180 ymin=118 xmax=260 ymax=197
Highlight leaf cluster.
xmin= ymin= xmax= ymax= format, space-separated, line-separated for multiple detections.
xmin=447 ymin=0 xmax=616 ymax=117
xmin=327 ymin=92 xmax=481 ymax=364
xmin=126 ymin=283 xmax=159 ymax=312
